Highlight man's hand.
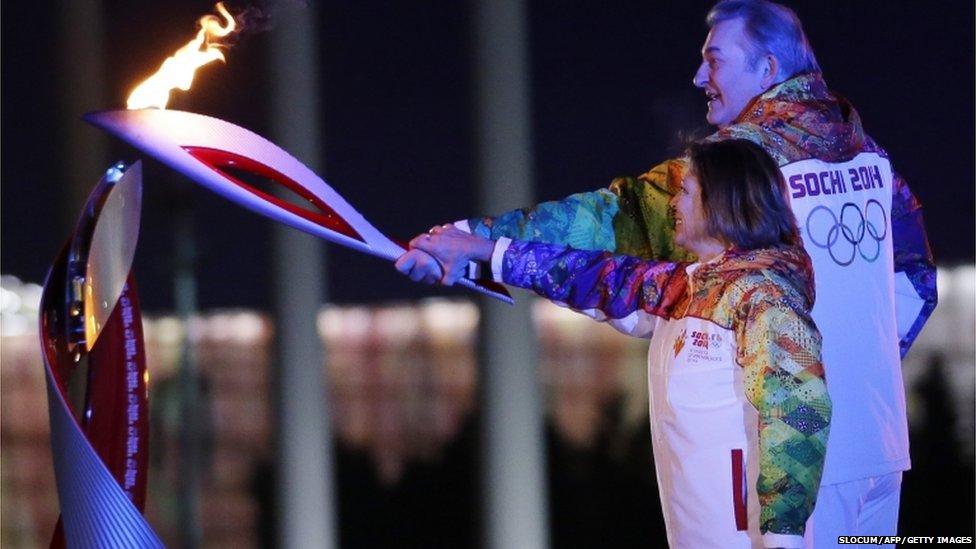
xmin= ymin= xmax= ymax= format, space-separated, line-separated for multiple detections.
xmin=395 ymin=224 xmax=495 ymax=286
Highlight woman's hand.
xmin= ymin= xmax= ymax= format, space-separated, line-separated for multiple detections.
xmin=394 ymin=248 xmax=445 ymax=285
xmin=394 ymin=224 xmax=495 ymax=286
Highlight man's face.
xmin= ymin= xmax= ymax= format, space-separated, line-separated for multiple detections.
xmin=693 ymin=18 xmax=767 ymax=128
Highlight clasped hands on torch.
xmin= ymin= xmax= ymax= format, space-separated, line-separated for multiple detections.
xmin=395 ymin=225 xmax=496 ymax=286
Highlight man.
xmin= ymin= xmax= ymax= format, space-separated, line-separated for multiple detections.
xmin=398 ymin=1 xmax=936 ymax=546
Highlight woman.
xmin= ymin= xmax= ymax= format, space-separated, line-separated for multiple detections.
xmin=397 ymin=139 xmax=831 ymax=549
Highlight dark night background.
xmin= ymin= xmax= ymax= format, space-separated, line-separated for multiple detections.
xmin=2 ymin=1 xmax=973 ymax=309
xmin=2 ymin=1 xmax=974 ymax=547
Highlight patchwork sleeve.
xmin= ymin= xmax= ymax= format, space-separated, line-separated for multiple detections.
xmin=465 ymin=159 xmax=693 ymax=261
xmin=735 ymin=293 xmax=832 ymax=543
xmin=496 ymin=239 xmax=688 ymax=337
xmin=890 ymin=172 xmax=937 ymax=357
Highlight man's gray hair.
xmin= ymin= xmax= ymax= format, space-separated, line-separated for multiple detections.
xmin=707 ymin=0 xmax=821 ymax=81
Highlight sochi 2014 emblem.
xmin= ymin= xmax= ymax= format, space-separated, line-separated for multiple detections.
xmin=805 ymin=199 xmax=887 ymax=266
xmin=672 ymin=329 xmax=686 ymax=357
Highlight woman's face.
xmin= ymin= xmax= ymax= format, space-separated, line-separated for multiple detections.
xmin=671 ymin=167 xmax=726 ymax=259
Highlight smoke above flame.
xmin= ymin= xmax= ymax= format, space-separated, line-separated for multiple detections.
xmin=126 ymin=3 xmax=237 ymax=110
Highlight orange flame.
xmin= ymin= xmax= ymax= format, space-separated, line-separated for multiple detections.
xmin=126 ymin=3 xmax=237 ymax=110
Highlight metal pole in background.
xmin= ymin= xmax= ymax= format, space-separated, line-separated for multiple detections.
xmin=268 ymin=3 xmax=337 ymax=548
xmin=472 ymin=1 xmax=550 ymax=548
xmin=59 ymin=0 xmax=109 ymax=229
xmin=173 ymin=200 xmax=203 ymax=549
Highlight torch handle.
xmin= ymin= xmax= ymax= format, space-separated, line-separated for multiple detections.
xmin=456 ymin=277 xmax=514 ymax=305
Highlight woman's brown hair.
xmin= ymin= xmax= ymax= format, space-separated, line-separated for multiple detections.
xmin=686 ymin=139 xmax=799 ymax=250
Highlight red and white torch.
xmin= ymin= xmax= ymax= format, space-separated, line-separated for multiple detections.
xmin=87 ymin=3 xmax=511 ymax=303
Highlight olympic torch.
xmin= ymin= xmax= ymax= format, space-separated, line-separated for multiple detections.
xmin=88 ymin=3 xmax=512 ymax=304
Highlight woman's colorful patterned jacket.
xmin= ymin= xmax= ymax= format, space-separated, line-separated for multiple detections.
xmin=491 ymin=239 xmax=831 ymax=547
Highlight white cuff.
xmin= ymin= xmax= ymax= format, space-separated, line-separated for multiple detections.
xmin=490 ymin=237 xmax=513 ymax=283
xmin=762 ymin=532 xmax=804 ymax=548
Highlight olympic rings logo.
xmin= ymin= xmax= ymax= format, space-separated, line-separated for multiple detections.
xmin=805 ymin=200 xmax=888 ymax=266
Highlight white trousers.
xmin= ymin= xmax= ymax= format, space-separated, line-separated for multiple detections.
xmin=803 ymin=472 xmax=903 ymax=548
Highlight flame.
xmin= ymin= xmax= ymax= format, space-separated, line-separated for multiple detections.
xmin=126 ymin=3 xmax=237 ymax=110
